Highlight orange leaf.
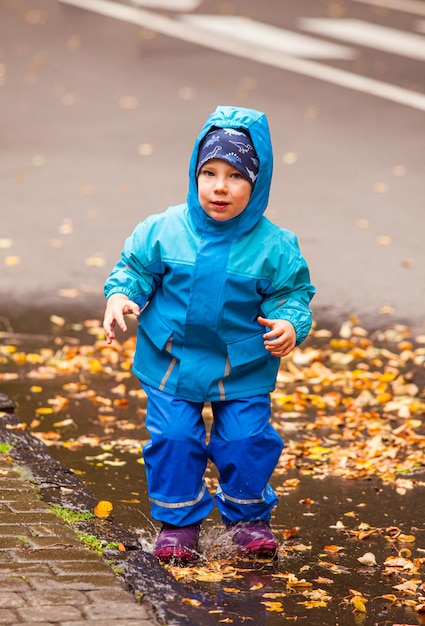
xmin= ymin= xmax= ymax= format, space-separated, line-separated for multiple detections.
xmin=324 ymin=545 xmax=345 ymax=553
xmin=93 ymin=500 xmax=113 ymax=518
xmin=182 ymin=598 xmax=202 ymax=607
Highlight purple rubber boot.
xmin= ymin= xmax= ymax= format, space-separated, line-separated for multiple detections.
xmin=229 ymin=521 xmax=279 ymax=558
xmin=153 ymin=524 xmax=200 ymax=563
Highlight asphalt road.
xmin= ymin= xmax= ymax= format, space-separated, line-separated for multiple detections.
xmin=1 ymin=0 xmax=424 ymax=333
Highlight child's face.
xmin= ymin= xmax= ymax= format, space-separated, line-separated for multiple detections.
xmin=197 ymin=158 xmax=252 ymax=222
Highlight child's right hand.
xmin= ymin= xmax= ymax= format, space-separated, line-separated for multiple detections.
xmin=103 ymin=294 xmax=141 ymax=344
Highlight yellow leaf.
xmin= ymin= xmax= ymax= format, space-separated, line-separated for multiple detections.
xmin=104 ymin=460 xmax=127 ymax=467
xmin=261 ymin=601 xmax=284 ymax=613
xmin=193 ymin=571 xmax=223 ymax=582
xmin=308 ymin=445 xmax=332 ymax=456
xmin=286 ymin=578 xmax=312 ymax=589
xmin=397 ymin=534 xmax=416 ymax=543
xmin=35 ymin=407 xmax=54 ymax=415
xmin=223 ymin=588 xmax=241 ymax=594
xmin=298 ymin=600 xmax=327 ymax=608
xmin=351 ymin=595 xmax=367 ymax=612
xmin=93 ymin=500 xmax=113 ymax=518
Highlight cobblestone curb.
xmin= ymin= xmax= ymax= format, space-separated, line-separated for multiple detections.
xmin=0 ymin=398 xmax=216 ymax=626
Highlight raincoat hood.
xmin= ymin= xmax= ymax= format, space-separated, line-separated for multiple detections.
xmin=187 ymin=106 xmax=273 ymax=237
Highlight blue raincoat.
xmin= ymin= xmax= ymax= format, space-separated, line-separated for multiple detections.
xmin=104 ymin=106 xmax=315 ymax=403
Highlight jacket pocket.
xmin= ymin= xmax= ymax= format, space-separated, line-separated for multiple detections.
xmin=140 ymin=304 xmax=173 ymax=352
xmin=227 ymin=332 xmax=267 ymax=368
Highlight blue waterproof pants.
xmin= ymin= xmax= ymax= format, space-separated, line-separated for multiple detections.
xmin=142 ymin=384 xmax=283 ymax=527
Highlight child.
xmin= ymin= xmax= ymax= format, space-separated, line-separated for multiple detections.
xmin=103 ymin=105 xmax=315 ymax=563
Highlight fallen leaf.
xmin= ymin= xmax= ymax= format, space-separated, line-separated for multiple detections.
xmin=182 ymin=598 xmax=202 ymax=607
xmin=93 ymin=500 xmax=113 ymax=518
xmin=261 ymin=601 xmax=284 ymax=613
xmin=357 ymin=552 xmax=378 ymax=566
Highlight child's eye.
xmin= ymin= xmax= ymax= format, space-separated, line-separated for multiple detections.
xmin=231 ymin=172 xmax=242 ymax=179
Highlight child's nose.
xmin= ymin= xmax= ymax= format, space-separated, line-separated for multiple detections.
xmin=214 ymin=176 xmax=227 ymax=191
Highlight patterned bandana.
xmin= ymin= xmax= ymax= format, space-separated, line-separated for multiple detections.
xmin=196 ymin=128 xmax=259 ymax=187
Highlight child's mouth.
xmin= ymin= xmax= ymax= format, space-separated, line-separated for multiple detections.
xmin=212 ymin=202 xmax=228 ymax=209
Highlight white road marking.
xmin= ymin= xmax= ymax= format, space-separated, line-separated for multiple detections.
xmin=180 ymin=15 xmax=356 ymax=59
xmin=129 ymin=0 xmax=201 ymax=10
xmin=301 ymin=18 xmax=425 ymax=61
xmin=350 ymin=0 xmax=425 ymax=16
xmin=58 ymin=0 xmax=425 ymax=112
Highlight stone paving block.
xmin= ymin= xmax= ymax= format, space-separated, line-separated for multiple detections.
xmin=0 ymin=525 xmax=32 ymax=536
xmin=0 ymin=471 xmax=21 ymax=480
xmin=51 ymin=560 xmax=114 ymax=575
xmin=23 ymin=589 xmax=88 ymax=606
xmin=0 ymin=563 xmax=53 ymax=576
xmin=1 ymin=578 xmax=31 ymax=592
xmin=0 ymin=592 xmax=25 ymax=608
xmin=85 ymin=602 xmax=150 ymax=620
xmin=0 ymin=608 xmax=18 ymax=624
xmin=85 ymin=588 xmax=141 ymax=604
xmin=0 ymin=512 xmax=57 ymax=525
xmin=12 ymin=547 xmax=102 ymax=562
xmin=15 ymin=604 xmax=84 ymax=622
xmin=0 ymin=478 xmax=33 ymax=490
xmin=59 ymin=617 xmax=154 ymax=626
xmin=29 ymin=523 xmax=77 ymax=538
xmin=28 ymin=574 xmax=125 ymax=591
xmin=0 ymin=536 xmax=29 ymax=549
xmin=7 ymin=499 xmax=51 ymax=512
xmin=3 ymin=489 xmax=45 ymax=504
xmin=24 ymin=536 xmax=80 ymax=549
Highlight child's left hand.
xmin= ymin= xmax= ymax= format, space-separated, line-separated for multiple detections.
xmin=257 ymin=316 xmax=296 ymax=357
